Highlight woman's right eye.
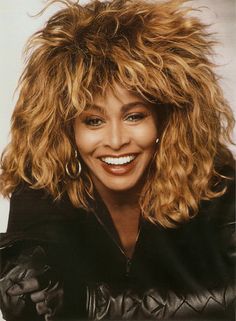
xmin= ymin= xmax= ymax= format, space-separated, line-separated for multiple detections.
xmin=84 ymin=117 xmax=104 ymax=127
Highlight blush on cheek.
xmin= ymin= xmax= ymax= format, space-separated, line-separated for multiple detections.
xmin=75 ymin=131 xmax=101 ymax=155
xmin=133 ymin=125 xmax=157 ymax=148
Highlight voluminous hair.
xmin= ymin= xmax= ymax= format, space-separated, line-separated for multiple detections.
xmin=0 ymin=0 xmax=234 ymax=227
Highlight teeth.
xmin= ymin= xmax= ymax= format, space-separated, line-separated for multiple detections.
xmin=101 ymin=155 xmax=136 ymax=165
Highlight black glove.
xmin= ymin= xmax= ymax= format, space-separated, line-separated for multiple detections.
xmin=0 ymin=245 xmax=61 ymax=321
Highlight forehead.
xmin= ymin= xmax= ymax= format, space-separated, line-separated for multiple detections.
xmin=87 ymin=84 xmax=152 ymax=111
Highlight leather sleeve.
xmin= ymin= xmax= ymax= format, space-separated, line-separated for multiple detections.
xmin=86 ymin=188 xmax=236 ymax=321
xmin=86 ymin=227 xmax=236 ymax=321
xmin=87 ymin=283 xmax=236 ymax=320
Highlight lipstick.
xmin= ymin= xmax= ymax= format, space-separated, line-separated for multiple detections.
xmin=100 ymin=157 xmax=137 ymax=175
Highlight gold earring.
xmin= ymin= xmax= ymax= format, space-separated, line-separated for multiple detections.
xmin=65 ymin=150 xmax=82 ymax=179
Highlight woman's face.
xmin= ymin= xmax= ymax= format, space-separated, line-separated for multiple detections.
xmin=74 ymin=84 xmax=158 ymax=194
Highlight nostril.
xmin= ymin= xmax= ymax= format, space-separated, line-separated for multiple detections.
xmin=105 ymin=131 xmax=130 ymax=150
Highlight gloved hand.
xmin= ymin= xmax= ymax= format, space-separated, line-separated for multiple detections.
xmin=0 ymin=262 xmax=43 ymax=320
xmin=7 ymin=277 xmax=64 ymax=321
xmin=0 ymin=245 xmax=62 ymax=321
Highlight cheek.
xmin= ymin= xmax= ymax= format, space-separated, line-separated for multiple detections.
xmin=74 ymin=125 xmax=100 ymax=156
xmin=133 ymin=122 xmax=158 ymax=149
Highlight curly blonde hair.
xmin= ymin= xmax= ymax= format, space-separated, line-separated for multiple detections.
xmin=0 ymin=0 xmax=234 ymax=227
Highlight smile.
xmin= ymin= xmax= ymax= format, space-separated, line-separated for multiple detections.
xmin=101 ymin=155 xmax=136 ymax=165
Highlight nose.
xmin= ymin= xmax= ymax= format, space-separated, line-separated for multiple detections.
xmin=104 ymin=121 xmax=130 ymax=150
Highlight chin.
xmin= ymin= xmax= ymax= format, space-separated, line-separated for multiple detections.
xmin=103 ymin=178 xmax=142 ymax=193
xmin=107 ymin=185 xmax=135 ymax=192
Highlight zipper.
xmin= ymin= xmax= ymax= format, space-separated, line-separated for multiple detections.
xmin=92 ymin=210 xmax=127 ymax=255
xmin=126 ymin=258 xmax=132 ymax=276
xmin=92 ymin=209 xmax=141 ymax=277
xmin=125 ymin=227 xmax=141 ymax=276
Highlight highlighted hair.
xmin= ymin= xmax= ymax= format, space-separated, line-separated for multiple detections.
xmin=0 ymin=0 xmax=234 ymax=227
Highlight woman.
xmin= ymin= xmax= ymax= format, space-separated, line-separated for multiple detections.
xmin=0 ymin=0 xmax=235 ymax=320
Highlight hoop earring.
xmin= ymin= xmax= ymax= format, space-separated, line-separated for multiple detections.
xmin=66 ymin=150 xmax=82 ymax=179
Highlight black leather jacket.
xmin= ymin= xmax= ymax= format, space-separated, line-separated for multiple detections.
xmin=0 ymin=173 xmax=235 ymax=321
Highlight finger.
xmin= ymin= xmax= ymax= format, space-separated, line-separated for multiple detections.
xmin=7 ymin=277 xmax=39 ymax=295
xmin=36 ymin=267 xmax=57 ymax=289
xmin=47 ymin=281 xmax=60 ymax=292
xmin=30 ymin=289 xmax=46 ymax=303
xmin=45 ymin=286 xmax=64 ymax=311
xmin=7 ymin=266 xmax=57 ymax=296
xmin=45 ymin=314 xmax=53 ymax=321
xmin=36 ymin=301 xmax=52 ymax=315
xmin=45 ymin=312 xmax=56 ymax=321
xmin=30 ymin=281 xmax=61 ymax=303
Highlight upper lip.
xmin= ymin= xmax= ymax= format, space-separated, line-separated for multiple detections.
xmin=98 ymin=153 xmax=138 ymax=158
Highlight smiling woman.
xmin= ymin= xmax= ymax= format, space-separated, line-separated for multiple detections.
xmin=74 ymin=84 xmax=158 ymax=195
xmin=0 ymin=0 xmax=235 ymax=320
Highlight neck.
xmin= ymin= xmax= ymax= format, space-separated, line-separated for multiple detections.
xmin=92 ymin=180 xmax=142 ymax=217
xmin=91 ymin=178 xmax=142 ymax=259
xmin=98 ymin=187 xmax=140 ymax=212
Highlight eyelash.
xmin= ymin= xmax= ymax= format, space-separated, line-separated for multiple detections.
xmin=84 ymin=117 xmax=104 ymax=127
xmin=83 ymin=113 xmax=148 ymax=127
xmin=125 ymin=113 xmax=147 ymax=122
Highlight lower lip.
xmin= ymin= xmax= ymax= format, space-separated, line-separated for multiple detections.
xmin=100 ymin=157 xmax=137 ymax=176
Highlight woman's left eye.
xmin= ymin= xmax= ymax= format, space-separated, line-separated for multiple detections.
xmin=125 ymin=113 xmax=147 ymax=122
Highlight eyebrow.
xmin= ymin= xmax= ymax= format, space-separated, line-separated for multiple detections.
xmin=86 ymin=101 xmax=149 ymax=114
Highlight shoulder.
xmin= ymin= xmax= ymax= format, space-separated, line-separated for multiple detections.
xmin=5 ymin=182 xmax=87 ymax=239
xmin=9 ymin=183 xmax=77 ymax=216
xmin=177 ymin=167 xmax=235 ymax=265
